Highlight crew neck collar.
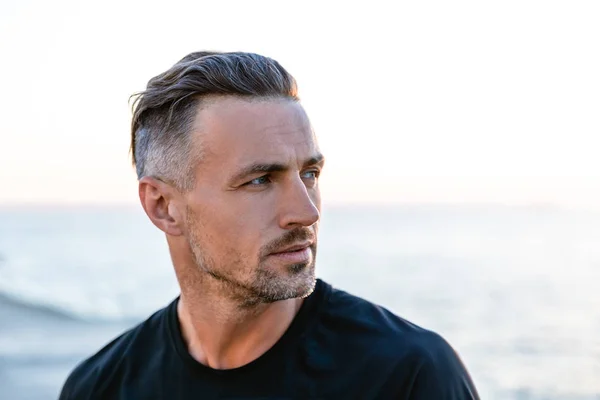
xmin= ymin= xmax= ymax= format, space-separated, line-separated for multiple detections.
xmin=165 ymin=278 xmax=330 ymax=376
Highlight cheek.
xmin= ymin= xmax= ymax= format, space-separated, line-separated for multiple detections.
xmin=198 ymin=206 xmax=264 ymax=261
xmin=189 ymin=187 xmax=275 ymax=257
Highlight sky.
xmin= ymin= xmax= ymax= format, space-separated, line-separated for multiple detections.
xmin=1 ymin=0 xmax=599 ymax=208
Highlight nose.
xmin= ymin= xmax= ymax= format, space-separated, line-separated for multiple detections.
xmin=278 ymin=177 xmax=320 ymax=230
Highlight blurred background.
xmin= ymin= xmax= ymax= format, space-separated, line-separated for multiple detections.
xmin=1 ymin=1 xmax=599 ymax=399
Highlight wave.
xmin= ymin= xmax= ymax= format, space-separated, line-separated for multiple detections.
xmin=0 ymin=290 xmax=84 ymax=322
xmin=0 ymin=254 xmax=84 ymax=321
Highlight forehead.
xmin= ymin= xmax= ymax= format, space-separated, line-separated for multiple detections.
xmin=193 ymin=97 xmax=318 ymax=166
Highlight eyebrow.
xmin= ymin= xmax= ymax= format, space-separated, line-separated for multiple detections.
xmin=230 ymin=153 xmax=325 ymax=184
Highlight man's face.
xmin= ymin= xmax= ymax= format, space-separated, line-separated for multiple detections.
xmin=182 ymin=97 xmax=323 ymax=305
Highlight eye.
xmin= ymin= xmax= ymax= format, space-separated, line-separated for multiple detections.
xmin=246 ymin=175 xmax=271 ymax=186
xmin=301 ymin=170 xmax=320 ymax=180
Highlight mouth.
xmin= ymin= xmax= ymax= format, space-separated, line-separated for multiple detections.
xmin=270 ymin=242 xmax=313 ymax=255
xmin=268 ymin=242 xmax=313 ymax=263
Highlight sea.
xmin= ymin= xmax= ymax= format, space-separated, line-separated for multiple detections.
xmin=0 ymin=204 xmax=599 ymax=400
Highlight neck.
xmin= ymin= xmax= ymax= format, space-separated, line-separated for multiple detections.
xmin=176 ymin=282 xmax=304 ymax=370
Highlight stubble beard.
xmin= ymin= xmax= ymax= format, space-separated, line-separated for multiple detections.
xmin=185 ymin=212 xmax=317 ymax=307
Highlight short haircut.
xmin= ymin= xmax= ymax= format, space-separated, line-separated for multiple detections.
xmin=130 ymin=51 xmax=299 ymax=190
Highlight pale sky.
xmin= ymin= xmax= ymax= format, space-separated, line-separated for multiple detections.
xmin=1 ymin=0 xmax=599 ymax=208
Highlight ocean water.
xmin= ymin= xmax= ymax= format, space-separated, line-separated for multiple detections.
xmin=0 ymin=204 xmax=599 ymax=399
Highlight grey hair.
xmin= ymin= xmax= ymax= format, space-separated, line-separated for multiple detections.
xmin=130 ymin=51 xmax=299 ymax=190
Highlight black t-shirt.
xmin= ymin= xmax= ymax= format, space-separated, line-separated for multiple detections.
xmin=59 ymin=279 xmax=479 ymax=399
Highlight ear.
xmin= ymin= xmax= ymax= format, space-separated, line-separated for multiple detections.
xmin=139 ymin=177 xmax=184 ymax=236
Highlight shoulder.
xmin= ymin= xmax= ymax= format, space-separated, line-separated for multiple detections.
xmin=397 ymin=330 xmax=479 ymax=398
xmin=319 ymin=282 xmax=435 ymax=344
xmin=58 ymin=302 xmax=173 ymax=400
xmin=315 ymin=282 xmax=479 ymax=398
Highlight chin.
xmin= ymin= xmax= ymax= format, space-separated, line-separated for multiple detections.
xmin=289 ymin=264 xmax=317 ymax=296
xmin=254 ymin=262 xmax=316 ymax=303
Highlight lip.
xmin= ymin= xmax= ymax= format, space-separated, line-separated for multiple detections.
xmin=270 ymin=242 xmax=313 ymax=255
xmin=268 ymin=246 xmax=312 ymax=263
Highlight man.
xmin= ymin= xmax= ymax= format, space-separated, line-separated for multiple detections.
xmin=59 ymin=51 xmax=479 ymax=399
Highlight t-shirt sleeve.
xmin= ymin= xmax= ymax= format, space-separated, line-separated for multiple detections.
xmin=58 ymin=369 xmax=88 ymax=400
xmin=58 ymin=373 xmax=78 ymax=400
xmin=57 ymin=360 xmax=101 ymax=400
xmin=405 ymin=333 xmax=480 ymax=400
